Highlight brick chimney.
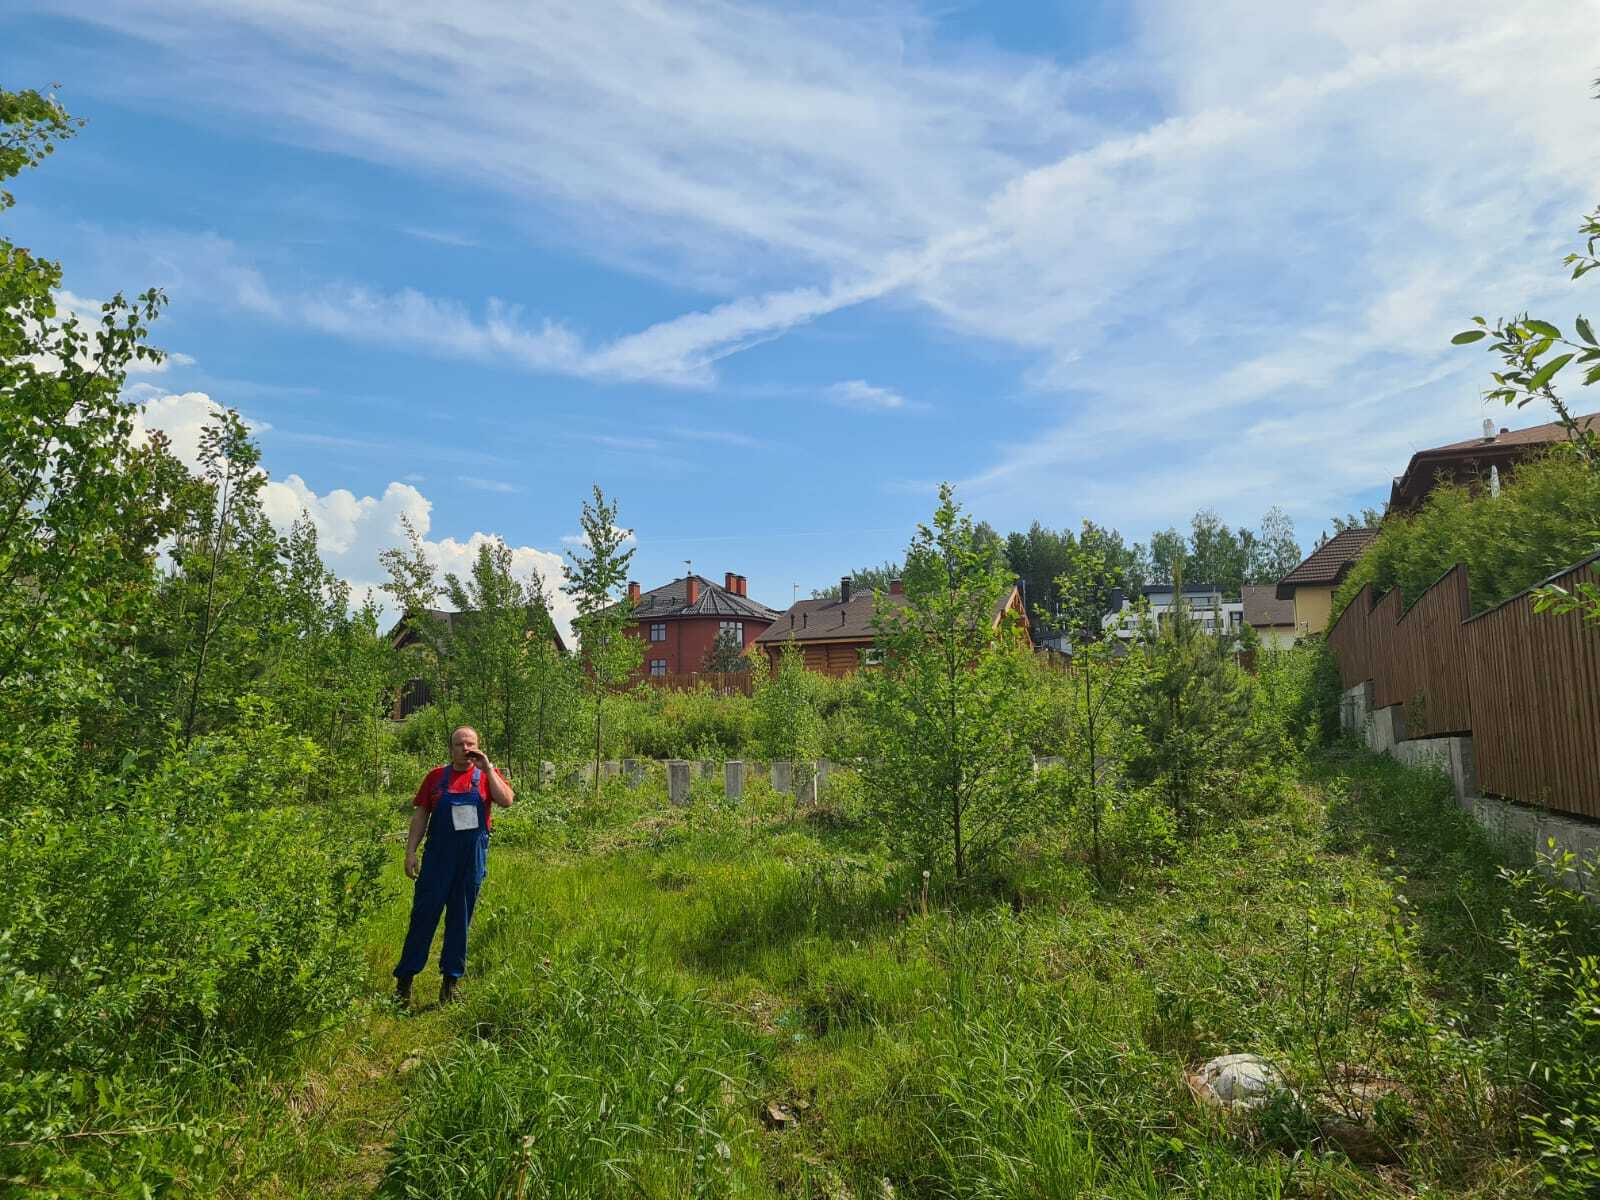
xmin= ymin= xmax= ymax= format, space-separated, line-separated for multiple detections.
xmin=738 ymin=575 xmax=748 ymax=596
xmin=889 ymin=578 xmax=904 ymax=595
xmin=840 ymin=576 xmax=852 ymax=604
xmin=627 ymin=581 xmax=640 ymax=604
xmin=725 ymin=571 xmax=737 ymax=593
xmin=685 ymin=577 xmax=700 ymax=605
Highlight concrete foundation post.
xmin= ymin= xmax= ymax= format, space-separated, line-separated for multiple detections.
xmin=667 ymin=760 xmax=692 ymax=807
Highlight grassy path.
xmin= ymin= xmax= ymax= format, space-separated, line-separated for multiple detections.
xmin=241 ymin=756 xmax=1574 ymax=1199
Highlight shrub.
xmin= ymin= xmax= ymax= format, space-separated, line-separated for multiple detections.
xmin=1334 ymin=451 xmax=1600 ymax=620
xmin=0 ymin=718 xmax=386 ymax=1188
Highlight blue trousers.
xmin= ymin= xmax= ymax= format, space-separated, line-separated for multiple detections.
xmin=394 ymin=830 xmax=488 ymax=980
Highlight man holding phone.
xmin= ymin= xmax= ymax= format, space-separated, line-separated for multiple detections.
xmin=393 ymin=725 xmax=514 ymax=1006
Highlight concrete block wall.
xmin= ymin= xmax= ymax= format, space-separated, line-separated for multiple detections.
xmin=1341 ymin=683 xmax=1597 ymax=896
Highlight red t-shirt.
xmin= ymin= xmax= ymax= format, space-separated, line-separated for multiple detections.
xmin=413 ymin=764 xmax=504 ymax=831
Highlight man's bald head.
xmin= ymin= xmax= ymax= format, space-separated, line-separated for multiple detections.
xmin=450 ymin=726 xmax=481 ymax=768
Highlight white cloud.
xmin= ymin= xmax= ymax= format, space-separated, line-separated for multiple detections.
xmin=826 ymin=380 xmax=911 ymax=412
xmin=458 ymin=475 xmax=523 ymax=494
xmin=66 ymin=0 xmax=1600 ymax=533
xmin=134 ymin=389 xmax=577 ymax=642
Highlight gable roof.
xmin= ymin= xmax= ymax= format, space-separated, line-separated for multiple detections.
xmin=1241 ymin=584 xmax=1295 ymax=627
xmin=626 ymin=575 xmax=781 ymax=623
xmin=754 ymin=584 xmax=1027 ymax=645
xmin=1275 ymin=527 xmax=1380 ymax=600
xmin=1389 ymin=409 xmax=1600 ymax=511
xmin=754 ymin=590 xmax=901 ymax=644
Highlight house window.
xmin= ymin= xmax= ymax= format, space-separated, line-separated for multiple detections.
xmin=862 ymin=648 xmax=885 ymax=666
xmin=649 ymin=623 xmax=667 ymax=642
xmin=649 ymin=659 xmax=667 ymax=677
xmin=719 ymin=620 xmax=744 ymax=642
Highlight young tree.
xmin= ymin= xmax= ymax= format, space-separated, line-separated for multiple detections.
xmin=168 ymin=408 xmax=284 ymax=744
xmin=563 ymin=486 xmax=641 ymax=798
xmin=751 ymin=639 xmax=821 ymax=796
xmin=1123 ymin=569 xmax=1259 ymax=835
xmin=442 ymin=537 xmax=570 ymax=781
xmin=859 ymin=484 xmax=1034 ymax=880
xmin=1054 ymin=532 xmax=1131 ymax=880
xmin=702 ymin=628 xmax=748 ymax=673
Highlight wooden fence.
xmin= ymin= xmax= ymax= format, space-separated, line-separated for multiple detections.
xmin=1327 ymin=554 xmax=1600 ymax=820
xmin=642 ymin=670 xmax=754 ymax=697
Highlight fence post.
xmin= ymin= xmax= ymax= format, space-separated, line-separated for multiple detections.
xmin=725 ymin=760 xmax=745 ymax=802
xmin=667 ymin=760 xmax=692 ymax=807
xmin=771 ymin=760 xmax=793 ymax=795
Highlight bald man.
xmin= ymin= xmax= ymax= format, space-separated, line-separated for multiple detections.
xmin=393 ymin=725 xmax=514 ymax=1005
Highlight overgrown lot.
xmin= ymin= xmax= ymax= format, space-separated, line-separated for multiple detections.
xmin=223 ymin=749 xmax=1599 ymax=1200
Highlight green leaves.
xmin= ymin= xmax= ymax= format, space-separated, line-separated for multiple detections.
xmin=1451 ymin=330 xmax=1487 ymax=344
xmin=1525 ymin=319 xmax=1563 ymax=339
xmin=1577 ymin=316 xmax=1596 ymax=346
xmin=1530 ymin=353 xmax=1575 ymax=392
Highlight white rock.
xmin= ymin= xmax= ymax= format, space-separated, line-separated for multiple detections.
xmin=1188 ymin=1053 xmax=1287 ymax=1110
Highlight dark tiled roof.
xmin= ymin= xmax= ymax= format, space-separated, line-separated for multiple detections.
xmin=627 ymin=575 xmax=781 ymax=622
xmin=1419 ymin=410 xmax=1599 ymax=454
xmin=1389 ymin=410 xmax=1600 ymax=511
xmin=1275 ymin=528 xmax=1380 ymax=599
xmin=1241 ymin=585 xmax=1294 ymax=627
xmin=753 ymin=591 xmax=905 ymax=644
xmin=755 ymin=585 xmax=1026 ymax=645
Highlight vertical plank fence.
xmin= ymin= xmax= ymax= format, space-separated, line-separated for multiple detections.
xmin=1327 ymin=554 xmax=1600 ymax=820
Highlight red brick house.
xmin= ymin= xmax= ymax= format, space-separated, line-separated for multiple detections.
xmin=754 ymin=576 xmax=1031 ymax=677
xmin=622 ymin=572 xmax=781 ymax=677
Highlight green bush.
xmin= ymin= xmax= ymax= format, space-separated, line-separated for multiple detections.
xmin=0 ymin=717 xmax=386 ymax=1189
xmin=1334 ymin=451 xmax=1600 ymax=619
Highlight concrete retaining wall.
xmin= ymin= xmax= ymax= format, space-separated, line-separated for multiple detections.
xmin=1341 ymin=683 xmax=1597 ymax=895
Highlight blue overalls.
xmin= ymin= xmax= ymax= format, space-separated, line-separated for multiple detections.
xmin=394 ymin=766 xmax=490 ymax=981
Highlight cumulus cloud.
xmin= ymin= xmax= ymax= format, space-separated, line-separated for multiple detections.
xmin=134 ymin=389 xmax=577 ymax=641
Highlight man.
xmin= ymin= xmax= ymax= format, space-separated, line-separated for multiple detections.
xmin=393 ymin=725 xmax=514 ymax=1006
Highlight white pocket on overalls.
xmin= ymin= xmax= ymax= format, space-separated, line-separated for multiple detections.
xmin=451 ymin=802 xmax=480 ymax=831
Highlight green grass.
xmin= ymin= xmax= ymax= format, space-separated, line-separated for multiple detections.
xmin=229 ymin=756 xmax=1592 ymax=1199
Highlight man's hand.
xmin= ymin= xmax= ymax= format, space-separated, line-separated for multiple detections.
xmin=405 ymin=849 xmax=420 ymax=879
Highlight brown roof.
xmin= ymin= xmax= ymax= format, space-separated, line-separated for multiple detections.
xmin=1389 ymin=410 xmax=1599 ymax=511
xmin=1275 ymin=527 xmax=1380 ymax=600
xmin=620 ymin=575 xmax=781 ymax=623
xmin=754 ymin=591 xmax=903 ymax=644
xmin=754 ymin=584 xmax=1025 ymax=645
xmin=1241 ymin=585 xmax=1294 ymax=627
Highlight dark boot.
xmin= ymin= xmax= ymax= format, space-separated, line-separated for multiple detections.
xmin=394 ymin=973 xmax=414 ymax=1008
xmin=439 ymin=974 xmax=460 ymax=1005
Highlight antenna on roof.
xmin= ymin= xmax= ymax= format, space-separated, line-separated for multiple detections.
xmin=793 ymin=582 xmax=799 ymax=603
xmin=683 ymin=559 xmax=692 ymax=579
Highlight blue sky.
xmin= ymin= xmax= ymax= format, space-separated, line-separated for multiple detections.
xmin=4 ymin=1 xmax=1597 ymax=634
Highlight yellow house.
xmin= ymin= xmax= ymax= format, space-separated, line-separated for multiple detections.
xmin=1275 ymin=527 xmax=1380 ymax=635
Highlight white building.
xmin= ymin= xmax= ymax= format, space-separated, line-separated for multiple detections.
xmin=1102 ymin=585 xmax=1245 ymax=641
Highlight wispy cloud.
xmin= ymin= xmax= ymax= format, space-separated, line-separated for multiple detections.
xmin=399 ymin=226 xmax=480 ymax=248
xmin=458 ymin=475 xmax=523 ymax=494
xmin=669 ymin=427 xmax=766 ymax=449
xmin=826 ymin=379 xmax=913 ymax=412
xmin=63 ymin=0 xmax=1600 ymax=534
